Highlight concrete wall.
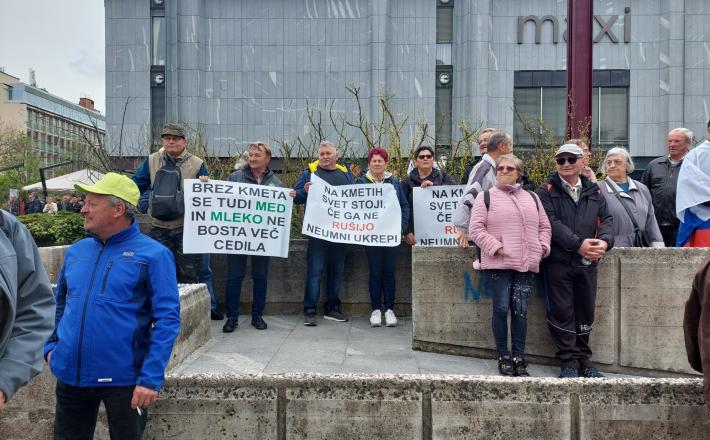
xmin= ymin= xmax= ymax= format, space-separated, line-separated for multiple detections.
xmin=412 ymin=247 xmax=710 ymax=376
xmin=105 ymin=0 xmax=436 ymax=156
xmin=144 ymin=374 xmax=709 ymax=439
xmin=39 ymin=236 xmax=414 ymax=317
xmin=0 ymin=284 xmax=210 ymax=440
xmin=208 ymin=240 xmax=413 ymax=317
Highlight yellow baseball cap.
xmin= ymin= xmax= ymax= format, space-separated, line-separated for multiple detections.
xmin=75 ymin=172 xmax=140 ymax=207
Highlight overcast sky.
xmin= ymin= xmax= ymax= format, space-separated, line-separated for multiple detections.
xmin=0 ymin=0 xmax=105 ymax=112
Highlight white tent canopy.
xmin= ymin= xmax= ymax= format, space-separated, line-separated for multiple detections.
xmin=23 ymin=169 xmax=105 ymax=192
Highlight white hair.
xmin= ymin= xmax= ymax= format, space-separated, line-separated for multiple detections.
xmin=669 ymin=127 xmax=693 ymax=143
xmin=600 ymin=147 xmax=634 ymax=174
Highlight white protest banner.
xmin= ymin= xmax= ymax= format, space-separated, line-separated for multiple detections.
xmin=302 ymin=174 xmax=401 ymax=247
xmin=183 ymin=179 xmax=293 ymax=257
xmin=413 ymin=185 xmax=465 ymax=246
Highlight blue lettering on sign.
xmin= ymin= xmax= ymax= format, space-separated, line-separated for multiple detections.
xmin=463 ymin=272 xmax=479 ymax=303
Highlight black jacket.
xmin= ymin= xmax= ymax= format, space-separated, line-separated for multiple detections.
xmin=536 ymin=173 xmax=614 ymax=266
xmin=640 ymin=156 xmax=682 ymax=228
xmin=401 ymin=168 xmax=455 ymax=235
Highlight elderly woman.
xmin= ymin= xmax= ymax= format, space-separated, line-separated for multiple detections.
xmin=356 ymin=147 xmax=410 ymax=327
xmin=598 ymin=147 xmax=663 ymax=247
xmin=401 ymin=145 xmax=455 ymax=246
xmin=469 ymin=154 xmax=551 ymax=376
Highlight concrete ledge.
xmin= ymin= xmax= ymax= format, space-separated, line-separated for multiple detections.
xmin=36 ymin=240 xmax=414 ymax=317
xmin=143 ymin=374 xmax=709 ymax=440
xmin=412 ymin=247 xmax=710 ymax=376
xmin=1 ymin=284 xmax=210 ymax=440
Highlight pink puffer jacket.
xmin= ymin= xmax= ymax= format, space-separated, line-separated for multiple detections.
xmin=469 ymin=183 xmax=552 ymax=273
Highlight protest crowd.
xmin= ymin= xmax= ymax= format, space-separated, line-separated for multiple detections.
xmin=1 ymin=120 xmax=709 ymax=439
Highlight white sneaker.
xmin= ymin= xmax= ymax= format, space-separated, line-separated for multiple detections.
xmin=370 ymin=310 xmax=382 ymax=327
xmin=384 ymin=309 xmax=397 ymax=327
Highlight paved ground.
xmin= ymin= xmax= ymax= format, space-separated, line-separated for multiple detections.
xmin=172 ymin=315 xmax=624 ymax=378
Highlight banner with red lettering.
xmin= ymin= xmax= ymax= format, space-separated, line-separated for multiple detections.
xmin=301 ymin=175 xmax=401 ymax=246
xmin=413 ymin=185 xmax=465 ymax=246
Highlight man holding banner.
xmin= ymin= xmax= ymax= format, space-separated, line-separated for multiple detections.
xmin=294 ymin=141 xmax=355 ymax=326
xmin=221 ymin=141 xmax=289 ymax=332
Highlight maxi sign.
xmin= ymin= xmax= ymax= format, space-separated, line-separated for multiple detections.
xmin=517 ymin=7 xmax=631 ymax=44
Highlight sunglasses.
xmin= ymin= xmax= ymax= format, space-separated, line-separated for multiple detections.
xmin=417 ymin=154 xmax=433 ymax=159
xmin=496 ymin=165 xmax=517 ymax=173
xmin=556 ymin=156 xmax=579 ymax=165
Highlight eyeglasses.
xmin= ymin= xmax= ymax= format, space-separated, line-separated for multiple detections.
xmin=417 ymin=154 xmax=433 ymax=159
xmin=556 ymin=156 xmax=579 ymax=165
xmin=496 ymin=165 xmax=517 ymax=173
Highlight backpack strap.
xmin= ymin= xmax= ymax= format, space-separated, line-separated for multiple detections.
xmin=526 ymin=190 xmax=540 ymax=212
xmin=484 ymin=190 xmax=490 ymax=210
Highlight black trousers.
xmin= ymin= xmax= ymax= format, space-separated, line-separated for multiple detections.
xmin=659 ymin=224 xmax=679 ymax=247
xmin=149 ymin=226 xmax=202 ymax=283
xmin=54 ymin=381 xmax=147 ymax=440
xmin=543 ymin=263 xmax=598 ymax=370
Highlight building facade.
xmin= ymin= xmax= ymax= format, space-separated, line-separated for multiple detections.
xmin=0 ymin=70 xmax=106 ymax=172
xmin=105 ymin=0 xmax=710 ymax=166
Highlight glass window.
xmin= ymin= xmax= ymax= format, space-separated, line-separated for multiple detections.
xmin=151 ymin=86 xmax=166 ymax=144
xmin=436 ymin=6 xmax=453 ymax=43
xmin=513 ymin=88 xmax=541 ymax=146
xmin=435 ymin=86 xmax=453 ymax=146
xmin=514 ymin=85 xmax=628 ymax=147
xmin=541 ymin=88 xmax=566 ymax=144
xmin=436 ymin=43 xmax=452 ymax=66
xmin=599 ymin=87 xmax=628 ymax=143
xmin=152 ymin=16 xmax=166 ymax=66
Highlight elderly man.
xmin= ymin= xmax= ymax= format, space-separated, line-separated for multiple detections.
xmin=641 ymin=128 xmax=692 ymax=246
xmin=676 ymin=120 xmax=710 ymax=247
xmin=0 ymin=209 xmax=55 ymax=412
xmin=132 ymin=123 xmax=216 ymax=315
xmin=454 ymin=130 xmax=513 ymax=247
xmin=5 ymin=194 xmax=20 ymax=216
xmin=460 ymin=127 xmax=497 ymax=184
xmin=45 ymin=173 xmax=180 ymax=440
xmin=684 ymin=256 xmax=710 ymax=405
xmin=25 ymin=192 xmax=43 ymax=214
xmin=537 ymin=144 xmax=614 ymax=378
xmin=222 ymin=141 xmax=288 ymax=333
xmin=293 ymin=141 xmax=354 ymax=326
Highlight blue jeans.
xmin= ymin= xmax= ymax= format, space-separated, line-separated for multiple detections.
xmin=225 ymin=254 xmax=270 ymax=318
xmin=483 ymin=269 xmax=535 ymax=358
xmin=304 ymin=238 xmax=346 ymax=315
xmin=365 ymin=245 xmax=398 ymax=310
xmin=199 ymin=254 xmax=218 ymax=312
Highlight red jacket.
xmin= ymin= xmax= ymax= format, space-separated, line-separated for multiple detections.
xmin=684 ymin=256 xmax=710 ymax=404
xmin=469 ymin=183 xmax=551 ymax=273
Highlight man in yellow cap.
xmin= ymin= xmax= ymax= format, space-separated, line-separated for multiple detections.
xmin=45 ymin=172 xmax=180 ymax=440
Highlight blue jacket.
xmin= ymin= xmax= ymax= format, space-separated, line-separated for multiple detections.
xmin=44 ymin=221 xmax=180 ymax=392
xmin=293 ymin=160 xmax=354 ymax=205
xmin=356 ymin=173 xmax=410 ymax=233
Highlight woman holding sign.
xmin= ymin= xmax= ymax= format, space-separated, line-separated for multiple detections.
xmin=356 ymin=148 xmax=410 ymax=327
xmin=469 ymin=154 xmax=551 ymax=377
xmin=401 ymin=146 xmax=455 ymax=246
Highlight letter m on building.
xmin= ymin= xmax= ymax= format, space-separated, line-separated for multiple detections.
xmin=517 ymin=15 xmax=560 ymax=44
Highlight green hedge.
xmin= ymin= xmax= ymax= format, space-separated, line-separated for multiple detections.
xmin=18 ymin=211 xmax=86 ymax=247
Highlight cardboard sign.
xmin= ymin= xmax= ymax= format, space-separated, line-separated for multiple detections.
xmin=183 ymin=179 xmax=293 ymax=257
xmin=413 ymin=185 xmax=465 ymax=246
xmin=301 ymin=175 xmax=401 ymax=247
